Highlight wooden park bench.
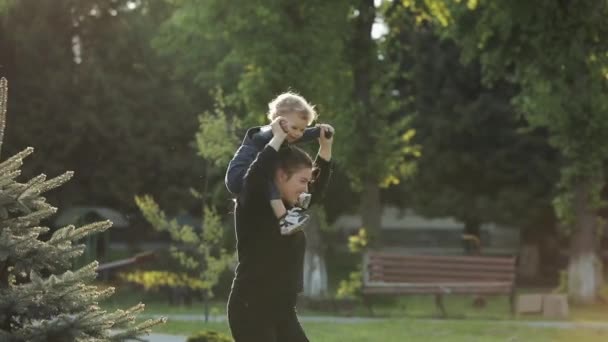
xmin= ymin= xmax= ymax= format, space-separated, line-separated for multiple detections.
xmin=361 ymin=251 xmax=517 ymax=317
xmin=97 ymin=251 xmax=155 ymax=281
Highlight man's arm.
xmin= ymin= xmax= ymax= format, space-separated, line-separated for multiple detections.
xmin=309 ymin=155 xmax=333 ymax=206
xmin=309 ymin=124 xmax=334 ymax=206
xmin=240 ymin=146 xmax=279 ymax=201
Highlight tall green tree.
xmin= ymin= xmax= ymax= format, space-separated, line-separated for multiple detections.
xmin=0 ymin=0 xmax=204 ymax=214
xmin=155 ymin=1 xmax=345 ymax=299
xmin=340 ymin=0 xmax=422 ymax=243
xmin=154 ymin=0 xmax=352 ymax=124
xmin=414 ymin=0 xmax=608 ymax=303
xmin=382 ymin=2 xmax=559 ymax=246
xmin=0 ymin=78 xmax=163 ymax=341
xmin=155 ymin=0 xmax=420 ymax=245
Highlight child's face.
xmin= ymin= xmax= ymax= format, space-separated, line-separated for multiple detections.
xmin=282 ymin=112 xmax=309 ymax=143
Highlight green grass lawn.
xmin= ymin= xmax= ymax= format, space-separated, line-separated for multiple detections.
xmin=149 ymin=319 xmax=608 ymax=342
xmin=103 ymin=285 xmax=608 ymax=322
xmin=102 ymin=284 xmax=608 ymax=340
xmin=100 ymin=283 xmax=228 ymax=315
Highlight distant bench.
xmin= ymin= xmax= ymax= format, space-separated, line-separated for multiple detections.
xmin=97 ymin=251 xmax=155 ymax=272
xmin=361 ymin=251 xmax=517 ymax=317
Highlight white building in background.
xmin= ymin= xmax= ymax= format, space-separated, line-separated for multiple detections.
xmin=334 ymin=206 xmax=520 ymax=256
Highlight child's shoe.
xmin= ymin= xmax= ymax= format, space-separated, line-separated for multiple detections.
xmin=279 ymin=207 xmax=310 ymax=235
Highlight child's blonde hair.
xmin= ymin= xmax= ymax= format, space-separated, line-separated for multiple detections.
xmin=267 ymin=92 xmax=318 ymax=125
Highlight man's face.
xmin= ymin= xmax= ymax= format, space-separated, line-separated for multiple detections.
xmin=276 ymin=166 xmax=312 ymax=205
xmin=282 ymin=112 xmax=309 ymax=143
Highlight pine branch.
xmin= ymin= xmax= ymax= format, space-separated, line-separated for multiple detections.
xmin=38 ymin=171 xmax=74 ymax=195
xmin=0 ymin=78 xmax=7 ymax=158
xmin=0 ymin=169 xmax=21 ymax=188
xmin=95 ymin=303 xmax=167 ymax=341
xmin=49 ymin=221 xmax=112 ymax=245
xmin=0 ymin=207 xmax=58 ymax=229
xmin=0 ymin=147 xmax=34 ymax=175
xmin=2 ymin=263 xmax=101 ymax=324
xmin=1 ymin=221 xmax=112 ymax=276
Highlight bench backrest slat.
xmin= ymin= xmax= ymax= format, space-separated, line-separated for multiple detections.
xmin=364 ymin=252 xmax=516 ymax=285
xmin=368 ymin=260 xmax=516 ymax=272
xmin=368 ymin=269 xmax=515 ymax=280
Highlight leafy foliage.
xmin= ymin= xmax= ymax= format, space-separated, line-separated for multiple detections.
xmin=134 ymin=195 xmax=234 ymax=299
xmin=186 ymin=330 xmax=232 ymax=342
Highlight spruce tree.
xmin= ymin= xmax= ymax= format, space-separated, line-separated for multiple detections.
xmin=0 ymin=78 xmax=164 ymax=341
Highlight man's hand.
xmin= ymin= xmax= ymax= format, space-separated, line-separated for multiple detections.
xmin=271 ymin=117 xmax=288 ymax=139
xmin=269 ymin=117 xmax=288 ymax=151
xmin=318 ymin=124 xmax=334 ymax=161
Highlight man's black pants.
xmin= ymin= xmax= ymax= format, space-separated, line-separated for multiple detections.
xmin=227 ymin=290 xmax=309 ymax=342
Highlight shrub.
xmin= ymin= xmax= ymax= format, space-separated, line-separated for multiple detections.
xmin=186 ymin=330 xmax=232 ymax=342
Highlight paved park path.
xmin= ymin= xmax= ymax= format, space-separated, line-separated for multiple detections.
xmin=139 ymin=314 xmax=608 ymax=342
xmin=141 ymin=333 xmax=187 ymax=342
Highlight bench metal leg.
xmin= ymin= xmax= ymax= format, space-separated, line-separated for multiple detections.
xmin=362 ymin=294 xmax=374 ymax=317
xmin=435 ymin=294 xmax=447 ymax=318
xmin=509 ymin=289 xmax=516 ymax=317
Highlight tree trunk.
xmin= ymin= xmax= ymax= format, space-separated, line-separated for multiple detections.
xmin=303 ymin=210 xmax=329 ymax=298
xmin=360 ymin=180 xmax=382 ymax=245
xmin=568 ymin=180 xmax=602 ymax=304
xmin=350 ymin=0 xmax=380 ymax=244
